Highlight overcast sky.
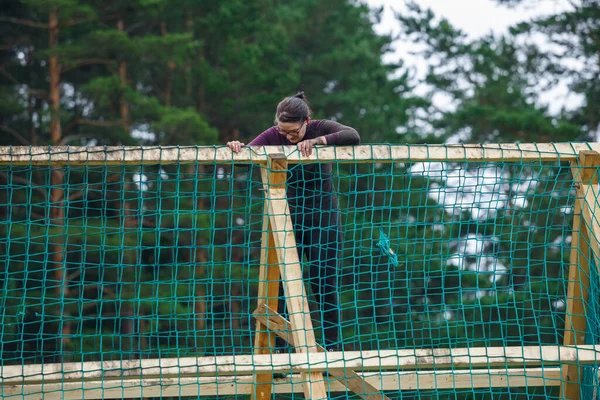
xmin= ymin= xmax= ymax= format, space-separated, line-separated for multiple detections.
xmin=366 ymin=0 xmax=570 ymax=38
xmin=364 ymin=0 xmax=582 ymax=114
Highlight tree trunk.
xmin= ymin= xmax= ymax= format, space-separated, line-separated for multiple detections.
xmin=229 ymin=289 xmax=241 ymax=328
xmin=117 ymin=19 xmax=130 ymax=133
xmin=49 ymin=9 xmax=61 ymax=145
xmin=49 ymin=8 xmax=65 ymax=288
xmin=26 ymin=47 xmax=37 ymax=146
xmin=49 ymin=6 xmax=70 ymax=360
xmin=120 ymin=302 xmax=134 ymax=358
xmin=196 ymin=80 xmax=206 ymax=115
xmin=195 ymin=246 xmax=207 ymax=332
xmin=184 ymin=13 xmax=193 ymax=98
xmin=138 ymin=315 xmax=148 ymax=354
xmin=160 ymin=22 xmax=176 ymax=107
xmin=122 ymin=179 xmax=138 ymax=228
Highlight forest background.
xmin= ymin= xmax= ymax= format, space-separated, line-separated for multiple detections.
xmin=0 ymin=1 xmax=598 ymax=397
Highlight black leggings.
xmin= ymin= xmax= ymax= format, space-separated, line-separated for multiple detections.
xmin=277 ymin=210 xmax=342 ymax=349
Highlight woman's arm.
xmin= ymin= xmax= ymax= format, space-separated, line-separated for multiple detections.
xmin=227 ymin=127 xmax=280 ymax=152
xmin=248 ymin=127 xmax=279 ymax=146
xmin=319 ymin=120 xmax=360 ymax=145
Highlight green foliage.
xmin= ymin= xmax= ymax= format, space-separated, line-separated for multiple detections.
xmin=398 ymin=1 xmax=583 ymax=144
xmin=153 ymin=107 xmax=217 ymax=145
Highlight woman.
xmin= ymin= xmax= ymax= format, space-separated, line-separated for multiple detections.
xmin=227 ymin=92 xmax=360 ymax=351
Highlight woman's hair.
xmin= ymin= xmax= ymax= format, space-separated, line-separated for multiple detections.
xmin=275 ymin=91 xmax=312 ymax=123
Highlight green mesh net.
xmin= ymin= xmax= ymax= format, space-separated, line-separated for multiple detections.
xmin=0 ymin=145 xmax=599 ymax=399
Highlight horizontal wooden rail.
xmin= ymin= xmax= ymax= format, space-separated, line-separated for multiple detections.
xmin=0 ymin=143 xmax=598 ymax=165
xmin=2 ymin=345 xmax=599 ymax=384
xmin=0 ymin=367 xmax=571 ymax=399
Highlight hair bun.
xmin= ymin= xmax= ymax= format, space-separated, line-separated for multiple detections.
xmin=275 ymin=91 xmax=311 ymax=123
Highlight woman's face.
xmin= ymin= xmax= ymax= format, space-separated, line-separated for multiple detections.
xmin=276 ymin=120 xmax=307 ymax=143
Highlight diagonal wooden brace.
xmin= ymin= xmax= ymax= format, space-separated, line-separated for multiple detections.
xmin=253 ymin=303 xmax=392 ymax=400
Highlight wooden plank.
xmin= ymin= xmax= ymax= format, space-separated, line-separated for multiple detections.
xmin=251 ymin=202 xmax=281 ymax=399
xmin=263 ymin=153 xmax=327 ymax=400
xmin=580 ymin=188 xmax=600 ymax=259
xmin=578 ymin=151 xmax=600 ymax=184
xmin=0 ymin=143 xmax=599 ymax=165
xmin=251 ymin=155 xmax=292 ymax=399
xmin=267 ymin=198 xmax=329 ymax=400
xmin=253 ymin=304 xmax=392 ymax=400
xmin=572 ymin=152 xmax=600 ymax=264
xmin=4 ymin=345 xmax=600 ymax=383
xmin=561 ymin=194 xmax=591 ymax=400
xmin=563 ymin=151 xmax=600 ymax=399
xmin=267 ymin=197 xmax=317 ymax=354
xmin=2 ymin=368 xmax=564 ymax=399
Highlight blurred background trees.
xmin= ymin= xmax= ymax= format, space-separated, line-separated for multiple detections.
xmin=0 ymin=0 xmax=597 ymax=397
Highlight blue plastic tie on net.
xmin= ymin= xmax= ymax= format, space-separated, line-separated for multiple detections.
xmin=377 ymin=228 xmax=399 ymax=267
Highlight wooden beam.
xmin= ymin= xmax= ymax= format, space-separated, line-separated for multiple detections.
xmin=3 ymin=346 xmax=600 ymax=383
xmin=2 ymin=368 xmax=565 ymax=399
xmin=0 ymin=143 xmax=599 ymax=165
xmin=571 ymin=151 xmax=600 ymax=264
xmin=563 ymin=150 xmax=600 ymax=399
xmin=251 ymin=202 xmax=281 ymax=399
xmin=251 ymin=155 xmax=294 ymax=399
xmin=578 ymin=151 xmax=600 ymax=184
xmin=253 ymin=304 xmax=392 ymax=400
xmin=266 ymin=196 xmax=320 ymax=357
xmin=561 ymin=194 xmax=591 ymax=400
xmin=264 ymin=154 xmax=327 ymax=400
xmin=263 ymin=153 xmax=327 ymax=400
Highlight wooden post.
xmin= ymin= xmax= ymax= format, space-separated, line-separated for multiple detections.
xmin=251 ymin=200 xmax=282 ymax=399
xmin=254 ymin=154 xmax=327 ymax=399
xmin=562 ymin=150 xmax=600 ymax=399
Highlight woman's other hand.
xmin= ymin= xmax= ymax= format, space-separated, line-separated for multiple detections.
xmin=297 ymin=137 xmax=326 ymax=157
xmin=227 ymin=141 xmax=245 ymax=153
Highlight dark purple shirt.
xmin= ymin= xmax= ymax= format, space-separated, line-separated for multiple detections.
xmin=250 ymin=120 xmax=360 ymax=219
xmin=249 ymin=120 xmax=360 ymax=147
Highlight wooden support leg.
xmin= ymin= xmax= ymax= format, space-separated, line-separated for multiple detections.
xmin=268 ymin=194 xmax=327 ymax=399
xmin=265 ymin=153 xmax=327 ymax=399
xmin=253 ymin=153 xmax=327 ymax=399
xmin=562 ymin=151 xmax=600 ymax=399
xmin=252 ymin=209 xmax=281 ymax=400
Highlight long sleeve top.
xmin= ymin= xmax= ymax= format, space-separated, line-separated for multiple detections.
xmin=249 ymin=120 xmax=360 ymax=221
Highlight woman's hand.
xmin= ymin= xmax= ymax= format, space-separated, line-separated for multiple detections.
xmin=227 ymin=141 xmax=245 ymax=153
xmin=297 ymin=137 xmax=326 ymax=157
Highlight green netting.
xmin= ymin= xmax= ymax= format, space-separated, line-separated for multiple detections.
xmin=0 ymin=145 xmax=599 ymax=399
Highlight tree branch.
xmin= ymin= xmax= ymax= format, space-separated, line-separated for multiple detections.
xmin=68 ymin=174 xmax=121 ymax=202
xmin=26 ymin=88 xmax=50 ymax=101
xmin=67 ymin=269 xmax=81 ymax=281
xmin=63 ymin=118 xmax=121 ymax=135
xmin=0 ymin=67 xmax=50 ymax=100
xmin=0 ymin=65 xmax=19 ymax=84
xmin=0 ymin=125 xmax=30 ymax=145
xmin=60 ymin=13 xmax=119 ymax=29
xmin=29 ymin=211 xmax=45 ymax=220
xmin=0 ymin=17 xmax=48 ymax=29
xmin=60 ymin=59 xmax=114 ymax=74
xmin=59 ymin=18 xmax=97 ymax=28
xmin=0 ymin=41 xmax=25 ymax=51
xmin=59 ymin=134 xmax=95 ymax=145
xmin=0 ymin=172 xmax=46 ymax=198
